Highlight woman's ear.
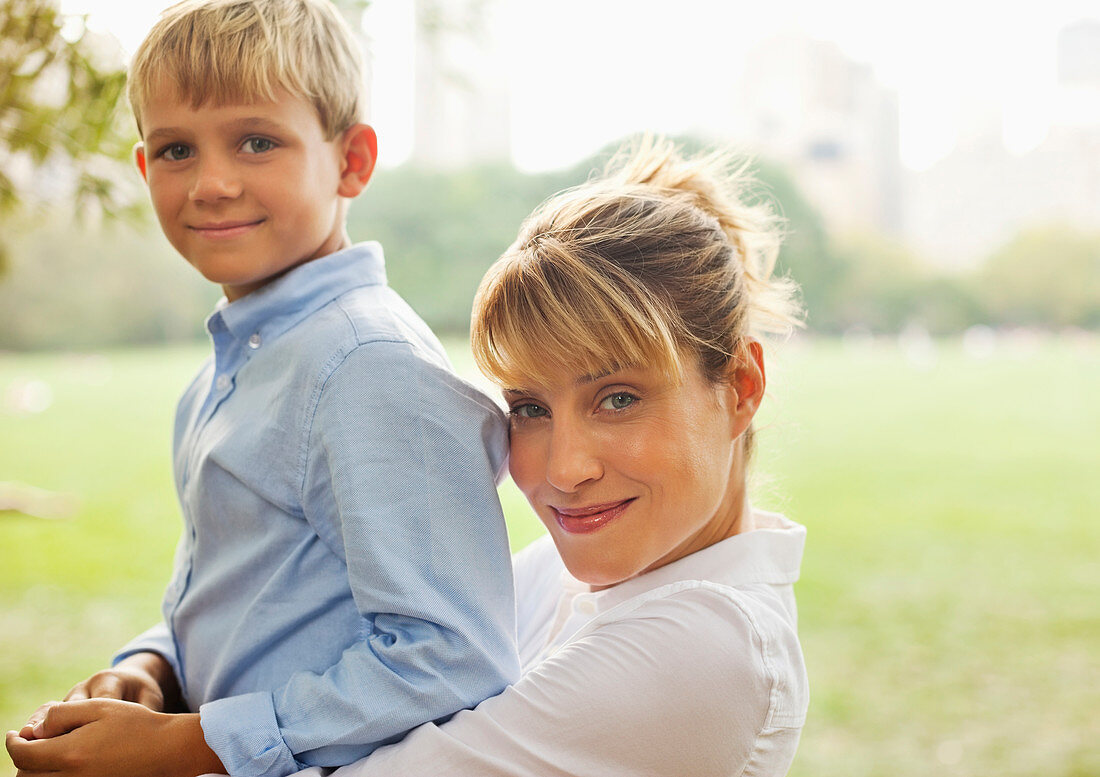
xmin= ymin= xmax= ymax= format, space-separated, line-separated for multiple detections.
xmin=337 ymin=123 xmax=378 ymax=197
xmin=725 ymin=339 xmax=766 ymax=439
xmin=134 ymin=142 xmax=148 ymax=181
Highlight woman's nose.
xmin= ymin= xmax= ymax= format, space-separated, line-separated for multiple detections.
xmin=189 ymin=155 xmax=242 ymax=202
xmin=544 ymin=421 xmax=603 ymax=493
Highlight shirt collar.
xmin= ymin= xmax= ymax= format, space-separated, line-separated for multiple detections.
xmin=566 ymin=508 xmax=806 ymax=614
xmin=209 ymin=241 xmax=387 ymax=344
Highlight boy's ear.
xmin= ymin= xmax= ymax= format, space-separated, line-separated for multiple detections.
xmin=337 ymin=123 xmax=377 ymax=197
xmin=134 ymin=142 xmax=148 ymax=182
xmin=724 ymin=339 xmax=766 ymax=440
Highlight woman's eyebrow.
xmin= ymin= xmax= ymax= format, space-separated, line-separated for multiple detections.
xmin=502 ymin=368 xmax=621 ymax=396
xmin=575 ymin=368 xmax=615 ymax=387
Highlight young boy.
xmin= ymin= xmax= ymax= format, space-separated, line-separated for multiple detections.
xmin=5 ymin=1 xmax=519 ymax=775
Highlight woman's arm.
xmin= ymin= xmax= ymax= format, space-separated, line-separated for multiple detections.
xmin=325 ymin=586 xmax=807 ymax=777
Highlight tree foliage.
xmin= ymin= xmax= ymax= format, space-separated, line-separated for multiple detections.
xmin=976 ymin=226 xmax=1100 ymax=329
xmin=0 ymin=215 xmax=216 ymax=350
xmin=0 ymin=0 xmax=138 ymax=272
xmin=348 ymin=137 xmax=838 ymax=336
xmin=1 ymin=130 xmax=1094 ymax=350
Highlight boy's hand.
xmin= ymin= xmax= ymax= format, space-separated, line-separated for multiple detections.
xmin=5 ymin=699 xmax=224 ymax=777
xmin=64 ymin=664 xmax=166 ymax=708
xmin=18 ymin=651 xmax=184 ymax=743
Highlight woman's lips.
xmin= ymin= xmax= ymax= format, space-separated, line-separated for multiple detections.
xmin=551 ymin=499 xmax=635 ymax=534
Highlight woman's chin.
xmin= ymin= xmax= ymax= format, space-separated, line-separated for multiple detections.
xmin=559 ymin=553 xmax=638 ymax=591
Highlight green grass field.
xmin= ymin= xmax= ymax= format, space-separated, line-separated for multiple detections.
xmin=2 ymin=336 xmax=1097 ymax=776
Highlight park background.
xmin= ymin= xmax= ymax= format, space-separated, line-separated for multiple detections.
xmin=2 ymin=1 xmax=1098 ymax=775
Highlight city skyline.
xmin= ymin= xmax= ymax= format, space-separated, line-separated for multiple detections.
xmin=62 ymin=0 xmax=1098 ymax=172
xmin=48 ymin=0 xmax=1100 ymax=267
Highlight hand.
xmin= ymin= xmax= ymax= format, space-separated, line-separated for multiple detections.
xmin=5 ymin=698 xmax=224 ymax=777
xmin=16 ymin=653 xmax=178 ymax=745
xmin=65 ymin=652 xmax=178 ymax=709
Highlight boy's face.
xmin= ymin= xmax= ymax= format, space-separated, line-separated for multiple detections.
xmin=136 ymin=87 xmax=373 ymax=301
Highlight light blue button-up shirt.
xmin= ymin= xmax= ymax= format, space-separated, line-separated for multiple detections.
xmin=116 ymin=243 xmax=519 ymax=777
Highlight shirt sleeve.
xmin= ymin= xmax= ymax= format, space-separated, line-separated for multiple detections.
xmin=321 ymin=587 xmax=807 ymax=777
xmin=199 ymin=340 xmax=521 ymax=777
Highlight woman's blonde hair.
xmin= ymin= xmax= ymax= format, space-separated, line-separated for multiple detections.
xmin=472 ymin=135 xmax=802 ymax=395
xmin=128 ymin=0 xmax=364 ymax=139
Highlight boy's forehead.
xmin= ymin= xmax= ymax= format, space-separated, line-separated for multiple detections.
xmin=137 ymin=79 xmax=324 ymax=137
xmin=141 ymin=71 xmax=271 ymax=113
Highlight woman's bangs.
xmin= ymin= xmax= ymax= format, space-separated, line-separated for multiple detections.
xmin=473 ymin=254 xmax=682 ymax=390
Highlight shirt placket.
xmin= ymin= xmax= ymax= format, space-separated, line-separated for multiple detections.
xmin=166 ymin=314 xmax=244 ymax=695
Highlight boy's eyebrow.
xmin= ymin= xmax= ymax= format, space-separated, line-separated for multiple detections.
xmin=221 ymin=117 xmax=293 ymax=135
xmin=144 ymin=117 xmax=292 ymax=146
xmin=144 ymin=127 xmax=189 ymax=146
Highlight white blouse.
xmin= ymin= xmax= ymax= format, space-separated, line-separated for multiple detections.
xmin=313 ymin=507 xmax=808 ymax=777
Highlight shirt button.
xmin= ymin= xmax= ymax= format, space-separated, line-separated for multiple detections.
xmin=575 ymin=599 xmax=597 ymax=616
xmin=216 ymin=375 xmax=231 ymax=391
xmin=248 ymin=333 xmax=262 ymax=349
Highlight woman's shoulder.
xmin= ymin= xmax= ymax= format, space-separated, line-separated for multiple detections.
xmin=585 ymin=578 xmax=808 ymax=729
xmin=520 ymin=580 xmax=807 ymax=774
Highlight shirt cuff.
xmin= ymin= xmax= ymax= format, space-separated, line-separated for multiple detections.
xmin=200 ymin=692 xmax=300 ymax=777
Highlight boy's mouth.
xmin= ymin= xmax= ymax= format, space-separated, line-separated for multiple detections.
xmin=189 ymin=219 xmax=265 ymax=239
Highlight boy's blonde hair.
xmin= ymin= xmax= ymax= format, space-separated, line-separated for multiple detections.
xmin=471 ymin=136 xmax=802 ymax=453
xmin=128 ymin=0 xmax=364 ymax=139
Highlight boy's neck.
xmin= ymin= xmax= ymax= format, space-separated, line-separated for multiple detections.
xmin=223 ymin=232 xmax=353 ymax=302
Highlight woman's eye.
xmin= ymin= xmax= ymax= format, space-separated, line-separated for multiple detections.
xmin=510 ymin=403 xmax=548 ymax=420
xmin=599 ymin=392 xmax=636 ymax=411
xmin=160 ymin=144 xmax=191 ymax=161
xmin=243 ymin=137 xmax=276 ymax=154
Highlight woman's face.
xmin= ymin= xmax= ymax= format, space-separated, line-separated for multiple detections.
xmin=504 ymin=346 xmax=763 ymax=588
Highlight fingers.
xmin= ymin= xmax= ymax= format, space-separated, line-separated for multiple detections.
xmin=64 ymin=666 xmax=166 ymax=710
xmin=25 ymin=699 xmax=104 ymax=741
xmin=65 ymin=669 xmax=127 ymax=702
xmin=18 ymin=702 xmax=59 ymax=741
xmin=136 ymin=683 xmax=165 ymax=711
xmin=65 ymin=685 xmax=89 ymax=701
xmin=6 ymin=728 xmax=71 ymax=773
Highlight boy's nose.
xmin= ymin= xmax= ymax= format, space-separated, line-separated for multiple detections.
xmin=189 ymin=157 xmax=242 ymax=202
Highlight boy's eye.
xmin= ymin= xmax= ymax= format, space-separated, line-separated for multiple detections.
xmin=599 ymin=392 xmax=636 ymax=411
xmin=160 ymin=143 xmax=192 ymax=161
xmin=510 ymin=403 xmax=548 ymax=420
xmin=242 ymin=137 xmax=276 ymax=154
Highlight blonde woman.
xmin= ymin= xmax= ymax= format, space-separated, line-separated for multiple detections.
xmin=309 ymin=136 xmax=809 ymax=776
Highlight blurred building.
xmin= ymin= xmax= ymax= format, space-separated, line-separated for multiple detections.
xmin=905 ymin=19 xmax=1100 ymax=267
xmin=411 ymin=0 xmax=511 ymax=168
xmin=1057 ymin=19 xmax=1100 ymax=87
xmin=735 ymin=33 xmax=902 ymax=237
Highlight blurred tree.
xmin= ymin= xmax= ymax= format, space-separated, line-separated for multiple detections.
xmin=0 ymin=0 xmax=141 ymax=274
xmin=975 ymin=225 xmax=1100 ymax=328
xmin=0 ymin=215 xmax=216 ymax=350
xmin=825 ymin=233 xmax=931 ymax=332
xmin=349 ymin=162 xmax=570 ymax=332
xmin=912 ymin=275 xmax=984 ymax=335
xmin=32 ymin=130 xmax=1096 ymax=349
xmin=348 ymin=135 xmax=839 ymax=336
xmin=751 ymin=159 xmax=839 ymax=331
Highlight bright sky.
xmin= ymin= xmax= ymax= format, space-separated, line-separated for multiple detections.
xmin=63 ymin=0 xmax=1098 ymax=171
